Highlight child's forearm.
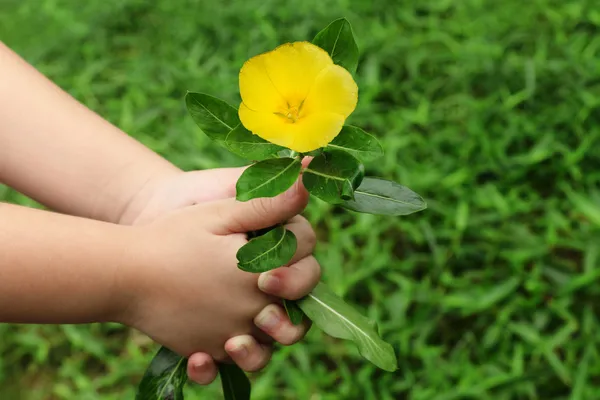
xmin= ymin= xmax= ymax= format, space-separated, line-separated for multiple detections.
xmin=0 ymin=42 xmax=180 ymax=223
xmin=0 ymin=202 xmax=136 ymax=324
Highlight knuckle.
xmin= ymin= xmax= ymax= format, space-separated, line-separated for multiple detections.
xmin=280 ymin=257 xmax=322 ymax=300
xmin=251 ymin=198 xmax=272 ymax=218
xmin=212 ymin=202 xmax=227 ymax=220
xmin=213 ymin=203 xmax=234 ymax=229
xmin=276 ymin=270 xmax=303 ymax=300
xmin=299 ymin=256 xmax=321 ymax=279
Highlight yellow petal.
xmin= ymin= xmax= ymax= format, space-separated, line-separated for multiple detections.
xmin=303 ymin=64 xmax=358 ymax=117
xmin=239 ymin=54 xmax=284 ymax=112
xmin=290 ymin=112 xmax=345 ymax=152
xmin=262 ymin=42 xmax=333 ymax=106
xmin=239 ymin=102 xmax=344 ymax=152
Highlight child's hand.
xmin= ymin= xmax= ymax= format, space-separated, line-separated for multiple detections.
xmin=118 ymin=162 xmax=317 ymax=384
xmin=120 ymin=176 xmax=319 ymax=382
xmin=118 ymin=166 xmax=253 ymax=226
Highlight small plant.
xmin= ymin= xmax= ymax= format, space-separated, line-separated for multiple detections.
xmin=136 ymin=18 xmax=426 ymax=400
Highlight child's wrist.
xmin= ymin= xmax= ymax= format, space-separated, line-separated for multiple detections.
xmin=103 ymin=225 xmax=152 ymax=326
xmin=114 ymin=167 xmax=184 ymax=225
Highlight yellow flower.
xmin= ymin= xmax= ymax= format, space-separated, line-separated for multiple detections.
xmin=238 ymin=41 xmax=358 ymax=153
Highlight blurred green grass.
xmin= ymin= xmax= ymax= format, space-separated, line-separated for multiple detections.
xmin=1 ymin=0 xmax=600 ymax=399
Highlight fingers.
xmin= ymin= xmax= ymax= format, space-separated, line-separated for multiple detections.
xmin=212 ymin=179 xmax=309 ymax=234
xmin=186 ymin=337 xmax=273 ymax=381
xmin=203 ymin=167 xmax=247 ymax=198
xmin=258 ymin=256 xmax=321 ymax=300
xmin=184 ymin=167 xmax=247 ymax=200
xmin=224 ymin=335 xmax=273 ymax=372
xmin=300 ymin=156 xmax=313 ymax=169
xmin=284 ymin=215 xmax=317 ymax=264
xmin=187 ymin=353 xmax=218 ymax=385
xmin=254 ymin=304 xmax=311 ymax=345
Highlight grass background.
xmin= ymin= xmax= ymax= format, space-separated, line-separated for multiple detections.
xmin=1 ymin=0 xmax=600 ymax=399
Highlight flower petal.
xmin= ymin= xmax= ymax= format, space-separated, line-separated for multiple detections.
xmin=239 ymin=103 xmax=344 ymax=153
xmin=239 ymin=54 xmax=285 ymax=112
xmin=303 ymin=64 xmax=358 ymax=118
xmin=291 ymin=112 xmax=345 ymax=152
xmin=262 ymin=42 xmax=333 ymax=106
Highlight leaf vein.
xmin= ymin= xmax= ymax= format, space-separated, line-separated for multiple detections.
xmin=355 ymin=190 xmax=421 ymax=206
xmin=239 ymin=229 xmax=287 ymax=267
xmin=192 ymin=96 xmax=233 ymax=131
xmin=156 ymin=357 xmax=185 ymax=399
xmin=327 ymin=143 xmax=373 ymax=154
xmin=244 ymin=160 xmax=299 ymax=196
xmin=306 ymin=292 xmax=379 ymax=347
xmin=305 ymin=168 xmax=346 ymax=181
xmin=330 ymin=22 xmax=344 ymax=58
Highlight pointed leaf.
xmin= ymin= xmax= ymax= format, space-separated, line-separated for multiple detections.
xmin=236 ymin=158 xmax=301 ymax=201
xmin=225 ymin=124 xmax=286 ymax=161
xmin=298 ymin=282 xmax=397 ymax=372
xmin=284 ymin=299 xmax=305 ymax=325
xmin=237 ymin=227 xmax=297 ymax=272
xmin=219 ymin=363 xmax=251 ymax=400
xmin=136 ymin=346 xmax=187 ymax=400
xmin=327 ymin=126 xmax=384 ymax=162
xmin=342 ymin=177 xmax=427 ymax=216
xmin=312 ymin=18 xmax=359 ymax=74
xmin=185 ymin=92 xmax=239 ymax=142
xmin=302 ymin=149 xmax=364 ymax=204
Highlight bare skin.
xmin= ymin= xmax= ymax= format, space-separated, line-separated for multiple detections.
xmin=0 ymin=41 xmax=320 ymax=382
xmin=122 ymin=164 xmax=317 ymax=381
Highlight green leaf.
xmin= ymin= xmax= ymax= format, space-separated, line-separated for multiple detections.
xmin=136 ymin=346 xmax=187 ymax=400
xmin=312 ymin=17 xmax=359 ymax=74
xmin=185 ymin=92 xmax=239 ymax=143
xmin=225 ymin=124 xmax=286 ymax=161
xmin=237 ymin=227 xmax=297 ymax=272
xmin=303 ymin=148 xmax=324 ymax=157
xmin=342 ymin=177 xmax=427 ymax=216
xmin=284 ymin=299 xmax=305 ymax=325
xmin=302 ymin=149 xmax=364 ymax=204
xmin=236 ymin=158 xmax=301 ymax=201
xmin=277 ymin=149 xmax=295 ymax=158
xmin=298 ymin=282 xmax=397 ymax=372
xmin=327 ymin=126 xmax=384 ymax=162
xmin=219 ymin=363 xmax=251 ymax=400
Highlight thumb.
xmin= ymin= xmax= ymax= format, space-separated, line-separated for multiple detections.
xmin=213 ymin=180 xmax=309 ymax=234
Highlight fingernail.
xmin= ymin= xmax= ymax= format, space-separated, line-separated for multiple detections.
xmin=255 ymin=309 xmax=280 ymax=331
xmin=229 ymin=338 xmax=249 ymax=359
xmin=193 ymin=360 xmax=207 ymax=372
xmin=258 ymin=273 xmax=280 ymax=293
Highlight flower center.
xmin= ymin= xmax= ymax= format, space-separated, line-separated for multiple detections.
xmin=285 ymin=106 xmax=300 ymax=123
xmin=275 ymin=101 xmax=304 ymax=124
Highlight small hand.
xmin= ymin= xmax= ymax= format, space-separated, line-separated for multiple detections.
xmin=123 ymin=183 xmax=319 ymax=359
xmin=120 ymin=162 xmax=317 ymax=384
